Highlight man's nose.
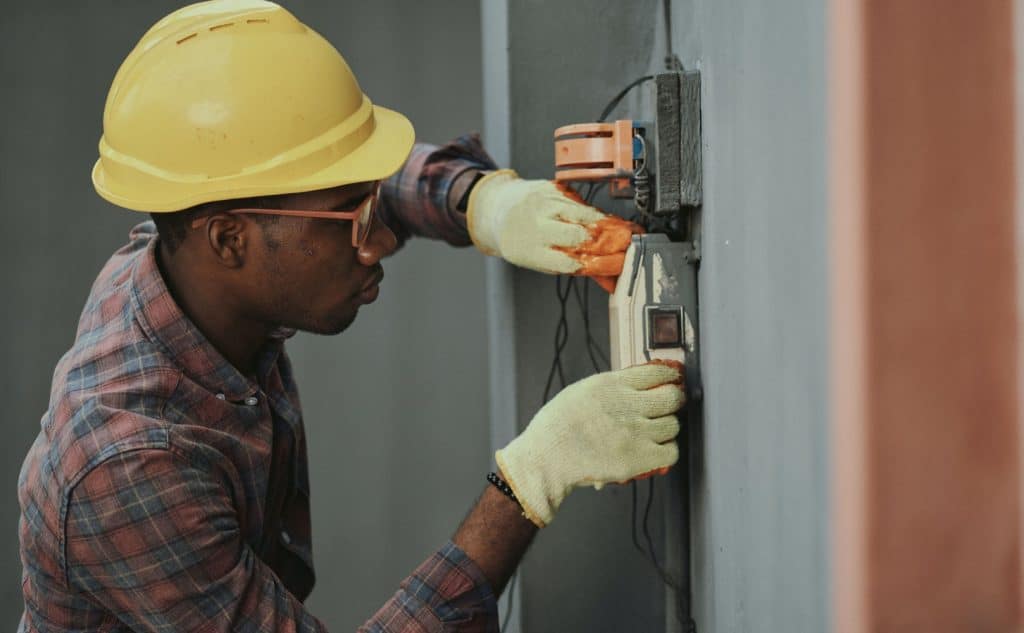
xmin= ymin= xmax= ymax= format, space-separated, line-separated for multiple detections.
xmin=357 ymin=215 xmax=398 ymax=266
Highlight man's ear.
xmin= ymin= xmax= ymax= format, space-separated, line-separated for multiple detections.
xmin=202 ymin=213 xmax=249 ymax=268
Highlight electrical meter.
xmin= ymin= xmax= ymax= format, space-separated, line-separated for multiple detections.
xmin=609 ymin=235 xmax=699 ymax=397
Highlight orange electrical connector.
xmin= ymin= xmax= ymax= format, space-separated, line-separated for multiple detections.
xmin=554 ymin=120 xmax=636 ymax=197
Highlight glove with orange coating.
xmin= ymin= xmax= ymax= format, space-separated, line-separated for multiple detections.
xmin=466 ymin=169 xmax=643 ymax=292
xmin=495 ymin=361 xmax=685 ymax=528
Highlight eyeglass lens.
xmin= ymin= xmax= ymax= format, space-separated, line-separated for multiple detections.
xmin=354 ymin=187 xmax=377 ymax=246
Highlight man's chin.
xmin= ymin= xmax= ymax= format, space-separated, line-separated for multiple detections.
xmin=294 ymin=305 xmax=359 ymax=336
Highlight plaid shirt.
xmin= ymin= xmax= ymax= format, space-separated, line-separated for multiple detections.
xmin=18 ymin=137 xmax=499 ymax=632
xmin=380 ymin=134 xmax=497 ymax=248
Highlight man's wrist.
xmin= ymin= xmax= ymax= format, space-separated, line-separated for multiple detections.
xmin=451 ymin=169 xmax=488 ymax=214
xmin=452 ymin=483 xmax=538 ymax=596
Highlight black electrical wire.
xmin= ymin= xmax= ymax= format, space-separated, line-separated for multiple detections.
xmin=541 ymin=274 xmax=575 ymax=404
xmin=629 ymin=479 xmax=646 ymax=556
xmin=663 ymin=0 xmax=674 ymax=66
xmin=662 ymin=0 xmax=684 ymax=72
xmin=598 ymin=76 xmax=654 ymax=123
xmin=573 ymin=278 xmax=610 ymax=372
xmin=641 ymin=478 xmax=687 ymax=628
xmin=641 ymin=479 xmax=668 ymax=584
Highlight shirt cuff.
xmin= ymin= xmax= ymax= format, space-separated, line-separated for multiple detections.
xmin=379 ymin=134 xmax=500 ymax=248
xmin=449 ymin=169 xmax=488 ymax=214
xmin=401 ymin=541 xmax=499 ymax=630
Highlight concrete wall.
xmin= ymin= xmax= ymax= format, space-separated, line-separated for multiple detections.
xmin=673 ymin=1 xmax=829 ymax=630
xmin=502 ymin=0 xmax=829 ymax=631
xmin=0 ymin=2 xmax=488 ymax=630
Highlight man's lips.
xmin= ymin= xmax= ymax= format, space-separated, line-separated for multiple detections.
xmin=361 ymin=268 xmax=384 ymax=292
xmin=354 ymin=268 xmax=384 ymax=304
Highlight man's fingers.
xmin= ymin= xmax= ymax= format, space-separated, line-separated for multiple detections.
xmin=575 ymin=252 xmax=626 ymax=277
xmin=549 ymin=195 xmax=607 ymax=225
xmin=590 ymin=275 xmax=617 ymax=293
xmin=559 ymin=215 xmax=641 ymax=254
xmin=528 ymin=249 xmax=582 ymax=275
xmin=541 ymin=218 xmax=591 ymax=248
xmin=641 ymin=415 xmax=681 ymax=444
xmin=581 ymin=218 xmax=638 ymax=253
xmin=628 ymin=466 xmax=671 ymax=482
xmin=636 ymin=441 xmax=679 ymax=474
xmin=636 ymin=384 xmax=685 ymax=418
xmin=544 ymin=201 xmax=642 ymax=283
xmin=616 ymin=362 xmax=683 ymax=391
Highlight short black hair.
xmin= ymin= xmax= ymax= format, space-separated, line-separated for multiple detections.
xmin=150 ymin=194 xmax=281 ymax=254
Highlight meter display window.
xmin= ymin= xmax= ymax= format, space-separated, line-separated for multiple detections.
xmin=648 ymin=308 xmax=682 ymax=348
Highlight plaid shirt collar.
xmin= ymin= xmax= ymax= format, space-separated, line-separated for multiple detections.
xmin=129 ymin=238 xmax=295 ymax=402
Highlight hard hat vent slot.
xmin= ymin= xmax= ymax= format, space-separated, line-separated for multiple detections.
xmin=176 ymin=18 xmax=270 ymax=46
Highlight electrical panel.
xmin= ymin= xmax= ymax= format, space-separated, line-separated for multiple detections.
xmin=550 ymin=69 xmax=702 ymax=633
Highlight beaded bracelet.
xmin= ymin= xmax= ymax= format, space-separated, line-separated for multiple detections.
xmin=486 ymin=472 xmax=520 ymax=506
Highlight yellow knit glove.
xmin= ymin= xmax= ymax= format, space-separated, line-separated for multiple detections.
xmin=466 ymin=169 xmax=642 ymax=285
xmin=495 ymin=362 xmax=685 ymax=527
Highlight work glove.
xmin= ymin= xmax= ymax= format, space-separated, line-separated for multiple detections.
xmin=466 ymin=169 xmax=643 ymax=292
xmin=495 ymin=361 xmax=685 ymax=528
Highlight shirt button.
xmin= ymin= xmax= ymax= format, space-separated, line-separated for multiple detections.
xmin=280 ymin=529 xmax=292 ymax=546
xmin=215 ymin=393 xmax=226 ymax=400
xmin=245 ymin=396 xmax=259 ymax=406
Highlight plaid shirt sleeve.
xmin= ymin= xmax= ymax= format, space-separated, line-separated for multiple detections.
xmin=378 ymin=134 xmax=499 ymax=248
xmin=65 ymin=446 xmax=328 ymax=632
xmin=359 ymin=543 xmax=498 ymax=632
xmin=64 ymin=444 xmax=498 ymax=632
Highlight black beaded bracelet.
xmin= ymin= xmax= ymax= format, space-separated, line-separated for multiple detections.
xmin=487 ymin=472 xmax=520 ymax=506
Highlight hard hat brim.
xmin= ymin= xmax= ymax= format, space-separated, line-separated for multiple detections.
xmin=92 ymin=104 xmax=416 ymax=212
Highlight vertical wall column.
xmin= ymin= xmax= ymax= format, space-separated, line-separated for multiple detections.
xmin=831 ymin=1 xmax=1022 ymax=631
xmin=480 ymin=2 xmax=522 ymax=631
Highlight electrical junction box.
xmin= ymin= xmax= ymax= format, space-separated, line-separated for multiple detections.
xmin=552 ymin=70 xmax=701 ymax=220
xmin=653 ymin=71 xmax=702 ymax=215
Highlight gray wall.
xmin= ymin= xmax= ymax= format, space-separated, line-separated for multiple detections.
xmin=0 ymin=2 xmax=488 ymax=630
xmin=503 ymin=0 xmax=829 ymax=631
xmin=672 ymin=1 xmax=829 ymax=630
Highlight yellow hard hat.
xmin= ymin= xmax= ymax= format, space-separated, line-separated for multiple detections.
xmin=92 ymin=0 xmax=415 ymax=212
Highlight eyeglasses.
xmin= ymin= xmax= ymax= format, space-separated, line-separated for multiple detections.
xmin=190 ymin=181 xmax=382 ymax=247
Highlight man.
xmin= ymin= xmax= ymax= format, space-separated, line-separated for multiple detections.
xmin=17 ymin=1 xmax=685 ymax=631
